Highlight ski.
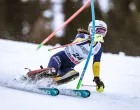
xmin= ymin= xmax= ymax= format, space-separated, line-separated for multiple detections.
xmin=10 ymin=86 xmax=59 ymax=96
xmin=40 ymin=88 xmax=91 ymax=98
xmin=0 ymin=80 xmax=59 ymax=96
xmin=59 ymin=88 xmax=91 ymax=98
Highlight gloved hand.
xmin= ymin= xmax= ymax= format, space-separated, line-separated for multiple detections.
xmin=93 ymin=77 xmax=105 ymax=92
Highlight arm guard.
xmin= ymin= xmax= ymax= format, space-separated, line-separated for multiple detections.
xmin=73 ymin=33 xmax=90 ymax=43
xmin=73 ymin=38 xmax=86 ymax=43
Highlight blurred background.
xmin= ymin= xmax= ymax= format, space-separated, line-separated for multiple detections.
xmin=0 ymin=0 xmax=140 ymax=56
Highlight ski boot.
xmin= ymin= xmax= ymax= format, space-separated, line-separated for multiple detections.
xmin=53 ymin=70 xmax=79 ymax=85
xmin=21 ymin=65 xmax=57 ymax=83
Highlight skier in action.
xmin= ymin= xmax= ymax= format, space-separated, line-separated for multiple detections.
xmin=24 ymin=20 xmax=107 ymax=92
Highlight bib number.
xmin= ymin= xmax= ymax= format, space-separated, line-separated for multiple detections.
xmin=72 ymin=53 xmax=83 ymax=60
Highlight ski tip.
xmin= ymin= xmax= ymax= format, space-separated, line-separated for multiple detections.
xmin=72 ymin=89 xmax=91 ymax=98
xmin=77 ymin=90 xmax=91 ymax=98
xmin=84 ymin=90 xmax=91 ymax=98
xmin=54 ymin=88 xmax=59 ymax=95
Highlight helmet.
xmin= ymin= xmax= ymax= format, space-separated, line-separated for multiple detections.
xmin=88 ymin=20 xmax=107 ymax=37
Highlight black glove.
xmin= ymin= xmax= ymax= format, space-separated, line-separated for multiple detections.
xmin=93 ymin=77 xmax=105 ymax=92
xmin=85 ymin=38 xmax=91 ymax=43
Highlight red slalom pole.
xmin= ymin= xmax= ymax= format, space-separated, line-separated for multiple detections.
xmin=81 ymin=84 xmax=96 ymax=87
xmin=48 ymin=41 xmax=79 ymax=51
xmin=37 ymin=0 xmax=90 ymax=50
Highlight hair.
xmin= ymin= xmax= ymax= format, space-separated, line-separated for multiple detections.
xmin=77 ymin=28 xmax=90 ymax=35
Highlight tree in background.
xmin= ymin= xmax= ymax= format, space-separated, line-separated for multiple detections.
xmin=0 ymin=0 xmax=7 ymax=39
xmin=103 ymin=0 xmax=140 ymax=56
xmin=29 ymin=0 xmax=54 ymax=44
xmin=5 ymin=0 xmax=23 ymax=40
xmin=0 ymin=0 xmax=42 ymax=41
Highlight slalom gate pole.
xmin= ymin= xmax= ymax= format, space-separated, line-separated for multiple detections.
xmin=36 ymin=0 xmax=90 ymax=50
xmin=76 ymin=0 xmax=95 ymax=89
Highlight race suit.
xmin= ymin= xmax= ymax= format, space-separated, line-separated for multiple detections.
xmin=47 ymin=33 xmax=102 ymax=76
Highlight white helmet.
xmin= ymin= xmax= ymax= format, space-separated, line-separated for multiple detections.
xmin=88 ymin=20 xmax=107 ymax=37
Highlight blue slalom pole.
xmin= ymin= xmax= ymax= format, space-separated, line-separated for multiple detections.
xmin=76 ymin=0 xmax=95 ymax=89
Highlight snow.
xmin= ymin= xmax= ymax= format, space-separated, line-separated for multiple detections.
xmin=0 ymin=39 xmax=140 ymax=110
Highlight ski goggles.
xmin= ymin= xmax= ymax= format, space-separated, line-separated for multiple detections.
xmin=95 ymin=27 xmax=107 ymax=36
xmin=89 ymin=27 xmax=107 ymax=36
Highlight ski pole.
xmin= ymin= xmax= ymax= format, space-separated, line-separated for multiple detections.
xmin=48 ymin=41 xmax=79 ymax=51
xmin=36 ymin=0 xmax=90 ymax=50
xmin=81 ymin=84 xmax=96 ymax=87
xmin=76 ymin=0 xmax=95 ymax=89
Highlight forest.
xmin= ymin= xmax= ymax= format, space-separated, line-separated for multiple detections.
xmin=0 ymin=0 xmax=140 ymax=56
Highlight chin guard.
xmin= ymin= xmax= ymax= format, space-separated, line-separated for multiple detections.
xmin=94 ymin=34 xmax=104 ymax=43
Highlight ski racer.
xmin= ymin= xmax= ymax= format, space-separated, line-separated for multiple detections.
xmin=24 ymin=20 xmax=107 ymax=92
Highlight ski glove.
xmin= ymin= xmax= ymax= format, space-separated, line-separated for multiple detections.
xmin=93 ymin=77 xmax=105 ymax=92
